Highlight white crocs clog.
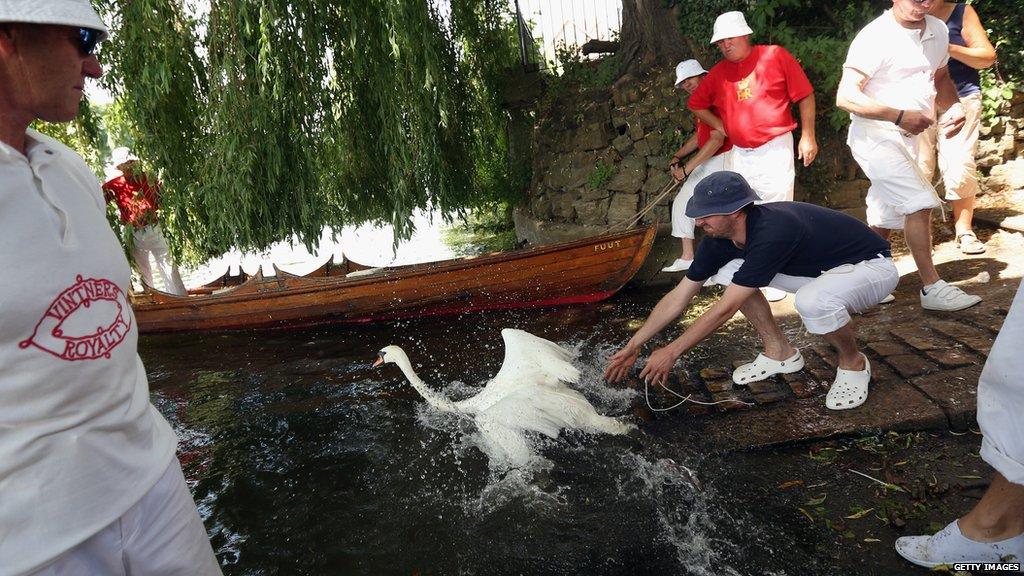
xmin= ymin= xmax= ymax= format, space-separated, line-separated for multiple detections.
xmin=826 ymin=354 xmax=871 ymax=410
xmin=732 ymin=350 xmax=805 ymax=385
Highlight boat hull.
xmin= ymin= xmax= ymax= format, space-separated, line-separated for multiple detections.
xmin=131 ymin=226 xmax=656 ymax=333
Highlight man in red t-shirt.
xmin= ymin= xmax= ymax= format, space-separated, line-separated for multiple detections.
xmin=102 ymin=147 xmax=187 ymax=295
xmin=688 ymin=11 xmax=818 ymax=204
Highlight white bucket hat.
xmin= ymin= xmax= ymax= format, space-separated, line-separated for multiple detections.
xmin=710 ymin=11 xmax=753 ymax=44
xmin=110 ymin=146 xmax=137 ymax=167
xmin=0 ymin=0 xmax=109 ymax=41
xmin=674 ymin=59 xmax=707 ymax=86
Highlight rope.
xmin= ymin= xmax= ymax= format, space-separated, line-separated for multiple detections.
xmin=643 ymin=377 xmax=755 ymax=412
xmin=603 ymin=176 xmax=684 ymax=234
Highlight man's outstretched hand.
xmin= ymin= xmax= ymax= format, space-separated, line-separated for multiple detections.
xmin=605 ymin=345 xmax=639 ymax=383
xmin=638 ymin=346 xmax=681 ymax=388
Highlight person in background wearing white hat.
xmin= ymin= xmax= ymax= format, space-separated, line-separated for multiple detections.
xmin=0 ymin=1 xmax=221 ymax=574
xmin=661 ymin=59 xmax=733 ymax=273
xmin=103 ymin=146 xmax=188 ymax=295
xmin=688 ymin=11 xmax=818 ymax=206
xmin=836 ymin=0 xmax=982 ymax=312
xmin=606 ymin=172 xmax=898 ymax=412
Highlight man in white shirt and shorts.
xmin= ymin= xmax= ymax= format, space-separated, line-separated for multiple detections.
xmin=0 ymin=1 xmax=221 ymax=574
xmin=837 ymin=0 xmax=981 ymax=312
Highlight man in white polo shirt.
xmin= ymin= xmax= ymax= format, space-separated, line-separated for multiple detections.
xmin=0 ymin=1 xmax=221 ymax=574
xmin=837 ymin=0 xmax=981 ymax=312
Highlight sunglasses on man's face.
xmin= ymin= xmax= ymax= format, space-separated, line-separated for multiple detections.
xmin=77 ymin=27 xmax=101 ymax=56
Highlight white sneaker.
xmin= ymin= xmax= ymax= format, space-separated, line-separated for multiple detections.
xmin=762 ymin=287 xmax=788 ymax=302
xmin=661 ymin=258 xmax=693 ymax=273
xmin=896 ymin=520 xmax=1024 ymax=568
xmin=879 ymin=294 xmax=896 ymax=304
xmin=920 ymin=280 xmax=982 ymax=311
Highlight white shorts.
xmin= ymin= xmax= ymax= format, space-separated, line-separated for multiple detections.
xmin=978 ymin=281 xmax=1024 ymax=485
xmin=707 ymin=255 xmax=899 ymax=334
xmin=847 ymin=122 xmax=941 ymax=229
xmin=918 ymin=92 xmax=982 ymax=201
xmin=132 ymin=224 xmax=187 ymax=295
xmin=730 ymin=131 xmax=795 ymax=203
xmin=29 ymin=459 xmax=222 ymax=576
xmin=670 ymin=153 xmax=731 ymax=239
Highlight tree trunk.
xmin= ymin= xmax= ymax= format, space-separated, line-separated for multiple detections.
xmin=617 ymin=0 xmax=688 ymax=77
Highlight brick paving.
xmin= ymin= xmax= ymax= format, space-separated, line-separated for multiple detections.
xmin=639 ymin=221 xmax=1024 ymax=452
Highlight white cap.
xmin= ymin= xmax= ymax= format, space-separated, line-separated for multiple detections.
xmin=674 ymin=59 xmax=707 ymax=86
xmin=710 ymin=11 xmax=753 ymax=44
xmin=0 ymin=0 xmax=109 ymax=41
xmin=110 ymin=146 xmax=137 ymax=167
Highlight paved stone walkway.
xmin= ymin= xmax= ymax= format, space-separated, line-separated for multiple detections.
xmin=641 ymin=223 xmax=1024 ymax=452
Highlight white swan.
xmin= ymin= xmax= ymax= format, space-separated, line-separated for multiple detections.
xmin=374 ymin=329 xmax=633 ymax=468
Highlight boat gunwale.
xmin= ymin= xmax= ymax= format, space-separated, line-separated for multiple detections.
xmin=134 ymin=226 xmax=654 ymax=308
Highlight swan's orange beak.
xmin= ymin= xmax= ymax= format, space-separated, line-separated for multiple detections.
xmin=372 ymin=354 xmax=384 ymax=368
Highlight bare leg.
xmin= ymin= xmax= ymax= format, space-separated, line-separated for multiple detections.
xmin=903 ymin=209 xmax=941 ymax=286
xmin=870 ymin=226 xmax=892 ymax=241
xmin=950 ymin=197 xmax=976 ymax=236
xmin=958 ymin=473 xmax=1024 ymax=542
xmin=820 ymin=323 xmax=866 ymax=371
xmin=682 ymin=238 xmax=695 ymax=261
xmin=739 ymin=291 xmax=797 ymax=360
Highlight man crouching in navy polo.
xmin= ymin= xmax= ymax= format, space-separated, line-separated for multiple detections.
xmin=606 ymin=171 xmax=899 ymax=411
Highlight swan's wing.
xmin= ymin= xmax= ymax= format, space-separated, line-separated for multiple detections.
xmin=489 ymin=329 xmax=580 ymax=390
xmin=480 ymin=385 xmax=635 ymax=437
xmin=474 ymin=416 xmax=542 ymax=469
xmin=477 ymin=386 xmax=587 ymax=438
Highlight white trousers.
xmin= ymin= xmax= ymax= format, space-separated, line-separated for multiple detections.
xmin=132 ymin=225 xmax=187 ymax=296
xmin=28 ymin=459 xmax=222 ymax=576
xmin=978 ymin=281 xmax=1024 ymax=485
xmin=847 ymin=122 xmax=941 ymax=230
xmin=730 ymin=131 xmax=795 ymax=203
xmin=708 ymin=255 xmax=899 ymax=334
xmin=670 ymin=153 xmax=731 ymax=239
xmin=918 ymin=92 xmax=982 ymax=201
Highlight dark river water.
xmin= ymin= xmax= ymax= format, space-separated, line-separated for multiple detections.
xmin=140 ymin=287 xmax=849 ymax=576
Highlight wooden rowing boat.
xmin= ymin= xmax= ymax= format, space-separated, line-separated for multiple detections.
xmin=131 ymin=225 xmax=656 ymax=333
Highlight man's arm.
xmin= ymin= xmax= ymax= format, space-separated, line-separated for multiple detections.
xmin=836 ymin=67 xmax=934 ymax=134
xmin=677 ymin=130 xmax=725 ymax=180
xmin=638 ymin=283 xmax=758 ymax=386
xmin=605 ymin=277 xmax=703 ymax=383
xmin=951 ymin=5 xmax=996 ymax=70
xmin=796 ymin=94 xmax=818 ymax=166
xmin=667 ymin=134 xmax=700 ymax=179
xmin=690 ymin=108 xmax=726 ymax=137
xmin=934 ymin=65 xmax=966 ymax=137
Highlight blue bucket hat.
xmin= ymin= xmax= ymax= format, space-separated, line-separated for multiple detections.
xmin=685 ymin=171 xmax=760 ymax=218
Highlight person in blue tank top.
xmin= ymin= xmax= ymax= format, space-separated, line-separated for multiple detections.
xmin=605 ymin=172 xmax=900 ymax=411
xmin=919 ymin=2 xmax=996 ymax=254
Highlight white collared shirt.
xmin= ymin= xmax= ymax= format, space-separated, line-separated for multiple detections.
xmin=844 ymin=10 xmax=950 ymax=128
xmin=0 ymin=130 xmax=177 ymax=575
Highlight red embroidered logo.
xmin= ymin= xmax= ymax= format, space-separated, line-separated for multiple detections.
xmin=19 ymin=275 xmax=132 ymax=361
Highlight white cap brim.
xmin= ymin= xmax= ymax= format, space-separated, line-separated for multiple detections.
xmin=0 ymin=1 xmax=109 ymax=41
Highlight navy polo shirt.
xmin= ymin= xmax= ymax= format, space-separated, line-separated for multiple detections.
xmin=686 ymin=202 xmax=891 ymax=288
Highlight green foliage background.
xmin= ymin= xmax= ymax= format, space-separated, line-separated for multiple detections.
xmin=48 ymin=0 xmax=524 ymax=262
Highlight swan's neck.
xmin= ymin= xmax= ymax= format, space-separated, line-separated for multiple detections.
xmin=394 ymin=356 xmax=459 ymax=413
